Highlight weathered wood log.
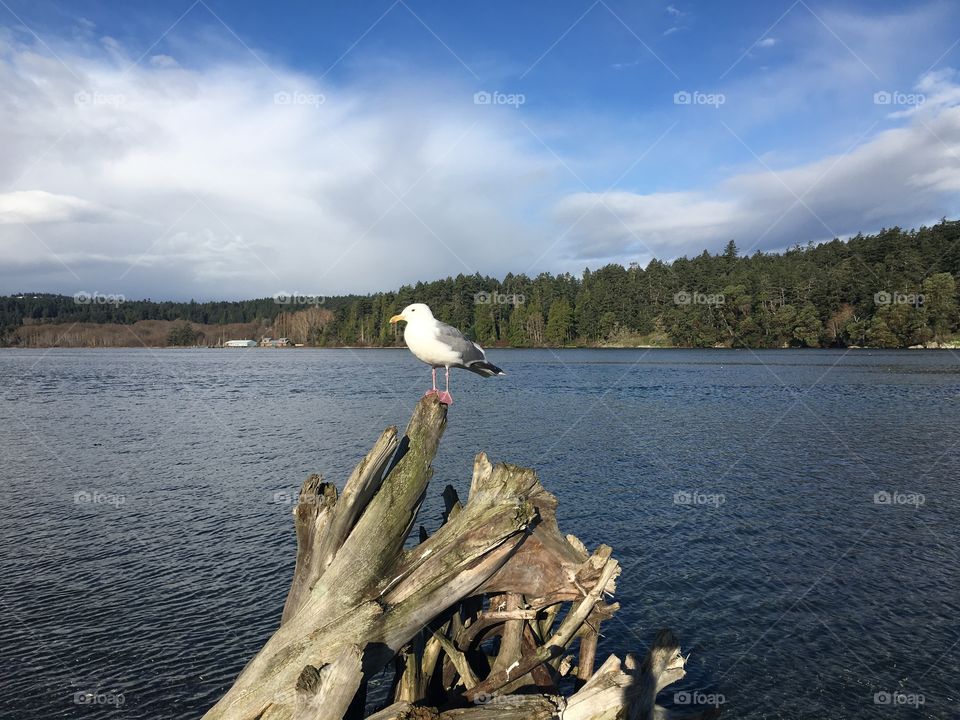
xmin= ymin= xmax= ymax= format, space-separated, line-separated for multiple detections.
xmin=281 ymin=427 xmax=400 ymax=624
xmin=203 ymin=396 xmax=720 ymax=719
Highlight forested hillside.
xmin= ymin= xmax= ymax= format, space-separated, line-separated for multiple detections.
xmin=3 ymin=221 xmax=959 ymax=348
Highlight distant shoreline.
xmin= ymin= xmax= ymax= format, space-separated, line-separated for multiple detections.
xmin=3 ymin=344 xmax=958 ymax=351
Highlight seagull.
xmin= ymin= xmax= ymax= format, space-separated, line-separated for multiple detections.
xmin=389 ymin=303 xmax=504 ymax=404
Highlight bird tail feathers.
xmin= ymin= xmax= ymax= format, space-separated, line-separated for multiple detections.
xmin=467 ymin=361 xmax=506 ymax=377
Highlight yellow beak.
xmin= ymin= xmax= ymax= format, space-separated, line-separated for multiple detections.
xmin=389 ymin=314 xmax=405 ymax=324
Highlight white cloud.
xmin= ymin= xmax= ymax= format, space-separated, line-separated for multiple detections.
xmin=1 ymin=5 xmax=959 ymax=299
xmin=887 ymin=67 xmax=960 ymax=119
xmin=0 ymin=191 xmax=118 ymax=224
xmin=554 ymin=74 xmax=960 ymax=264
xmin=149 ymin=54 xmax=179 ymax=68
xmin=663 ymin=4 xmax=689 ymax=36
xmin=757 ymin=37 xmax=777 ymax=48
xmin=0 ymin=29 xmax=556 ymax=298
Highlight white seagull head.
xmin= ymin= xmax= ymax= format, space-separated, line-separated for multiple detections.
xmin=389 ymin=303 xmax=434 ymax=325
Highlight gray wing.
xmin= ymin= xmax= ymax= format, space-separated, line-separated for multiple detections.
xmin=434 ymin=321 xmax=486 ymax=365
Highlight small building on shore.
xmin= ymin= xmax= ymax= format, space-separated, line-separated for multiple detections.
xmin=224 ymin=339 xmax=257 ymax=347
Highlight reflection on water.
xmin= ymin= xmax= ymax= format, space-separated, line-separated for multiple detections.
xmin=1 ymin=348 xmax=958 ymax=719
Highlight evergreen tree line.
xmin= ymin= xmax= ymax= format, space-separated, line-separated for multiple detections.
xmin=3 ymin=221 xmax=959 ymax=348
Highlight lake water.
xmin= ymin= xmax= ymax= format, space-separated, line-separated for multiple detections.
xmin=1 ymin=348 xmax=958 ymax=719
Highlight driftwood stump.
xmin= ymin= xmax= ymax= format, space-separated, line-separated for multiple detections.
xmin=203 ymin=396 xmax=719 ymax=719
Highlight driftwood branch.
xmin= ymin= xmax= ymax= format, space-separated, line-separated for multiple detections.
xmin=203 ymin=396 xmax=719 ymax=719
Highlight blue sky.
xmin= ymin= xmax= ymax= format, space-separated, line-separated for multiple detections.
xmin=1 ymin=0 xmax=959 ymax=298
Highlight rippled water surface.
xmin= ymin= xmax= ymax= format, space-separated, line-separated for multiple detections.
xmin=1 ymin=348 xmax=959 ymax=719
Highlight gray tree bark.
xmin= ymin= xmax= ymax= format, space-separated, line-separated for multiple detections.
xmin=203 ymin=396 xmax=719 ymax=719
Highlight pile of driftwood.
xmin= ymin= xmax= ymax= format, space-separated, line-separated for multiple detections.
xmin=203 ymin=397 xmax=719 ymax=719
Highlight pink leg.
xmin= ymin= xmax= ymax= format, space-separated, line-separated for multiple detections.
xmin=424 ymin=367 xmax=440 ymax=399
xmin=438 ymin=367 xmax=453 ymax=405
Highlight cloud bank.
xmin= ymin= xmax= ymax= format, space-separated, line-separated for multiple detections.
xmin=0 ymin=26 xmax=556 ymax=298
xmin=554 ymin=72 xmax=960 ymax=264
xmin=1 ymin=8 xmax=959 ymax=299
